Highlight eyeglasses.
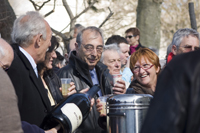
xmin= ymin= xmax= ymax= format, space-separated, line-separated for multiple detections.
xmin=0 ymin=60 xmax=9 ymax=71
xmin=133 ymin=64 xmax=154 ymax=72
xmin=82 ymin=44 xmax=103 ymax=54
xmin=179 ymin=45 xmax=200 ymax=52
xmin=125 ymin=35 xmax=137 ymax=39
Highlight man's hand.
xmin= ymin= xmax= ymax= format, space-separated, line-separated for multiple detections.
xmin=96 ymin=99 xmax=106 ymax=117
xmin=61 ymin=82 xmax=76 ymax=98
xmin=45 ymin=124 xmax=61 ymax=133
xmin=66 ymin=82 xmax=76 ymax=96
xmin=113 ymin=79 xmax=126 ymax=94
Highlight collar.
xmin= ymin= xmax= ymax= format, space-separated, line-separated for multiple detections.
xmin=130 ymin=44 xmax=139 ymax=49
xmin=89 ymin=68 xmax=96 ymax=74
xmin=19 ymin=46 xmax=38 ymax=77
xmin=130 ymin=44 xmax=139 ymax=54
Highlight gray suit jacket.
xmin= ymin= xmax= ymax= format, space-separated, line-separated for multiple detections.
xmin=0 ymin=68 xmax=23 ymax=133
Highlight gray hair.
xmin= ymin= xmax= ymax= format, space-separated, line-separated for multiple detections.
xmin=166 ymin=43 xmax=172 ymax=56
xmin=11 ymin=11 xmax=46 ymax=47
xmin=76 ymin=26 xmax=104 ymax=47
xmin=74 ymin=24 xmax=85 ymax=33
xmin=171 ymin=28 xmax=200 ymax=48
xmin=100 ymin=43 xmax=121 ymax=63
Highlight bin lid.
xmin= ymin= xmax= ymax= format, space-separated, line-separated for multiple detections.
xmin=107 ymin=94 xmax=153 ymax=106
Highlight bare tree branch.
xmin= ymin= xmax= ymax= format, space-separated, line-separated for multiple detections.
xmin=72 ymin=0 xmax=97 ymax=22
xmin=51 ymin=27 xmax=71 ymax=49
xmin=0 ymin=16 xmax=9 ymax=22
xmin=60 ymin=0 xmax=98 ymax=32
xmin=62 ymin=0 xmax=74 ymax=19
xmin=44 ymin=0 xmax=57 ymax=17
xmin=51 ymin=28 xmax=68 ymax=40
xmin=29 ymin=0 xmax=51 ymax=11
xmin=99 ymin=7 xmax=114 ymax=28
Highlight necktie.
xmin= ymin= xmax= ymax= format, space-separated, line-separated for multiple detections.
xmin=90 ymin=70 xmax=102 ymax=96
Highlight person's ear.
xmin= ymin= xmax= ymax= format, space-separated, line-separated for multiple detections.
xmin=35 ymin=34 xmax=43 ymax=48
xmin=171 ymin=45 xmax=177 ymax=55
xmin=156 ymin=66 xmax=160 ymax=74
xmin=75 ymin=42 xmax=79 ymax=50
xmin=136 ymin=35 xmax=140 ymax=41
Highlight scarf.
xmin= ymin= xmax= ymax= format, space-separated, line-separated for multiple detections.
xmin=167 ymin=52 xmax=174 ymax=63
xmin=130 ymin=44 xmax=139 ymax=54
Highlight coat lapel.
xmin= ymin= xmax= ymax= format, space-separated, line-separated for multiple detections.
xmin=17 ymin=48 xmax=51 ymax=111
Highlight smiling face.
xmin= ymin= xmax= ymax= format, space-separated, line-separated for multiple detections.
xmin=76 ymin=30 xmax=103 ymax=70
xmin=133 ymin=56 xmax=159 ymax=88
xmin=119 ymin=43 xmax=129 ymax=66
xmin=103 ymin=50 xmax=121 ymax=75
xmin=44 ymin=50 xmax=57 ymax=70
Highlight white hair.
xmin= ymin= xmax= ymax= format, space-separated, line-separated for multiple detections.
xmin=11 ymin=11 xmax=46 ymax=47
xmin=100 ymin=43 xmax=121 ymax=63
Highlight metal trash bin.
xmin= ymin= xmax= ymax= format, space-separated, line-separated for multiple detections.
xmin=106 ymin=94 xmax=153 ymax=133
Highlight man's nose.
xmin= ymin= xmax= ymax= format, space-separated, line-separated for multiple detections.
xmin=126 ymin=53 xmax=129 ymax=58
xmin=91 ymin=48 xmax=98 ymax=56
xmin=115 ymin=61 xmax=120 ymax=67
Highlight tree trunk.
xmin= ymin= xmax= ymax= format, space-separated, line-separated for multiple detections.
xmin=136 ymin=0 xmax=162 ymax=50
xmin=0 ymin=0 xmax=16 ymax=43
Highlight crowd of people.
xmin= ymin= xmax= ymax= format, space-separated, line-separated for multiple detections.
xmin=0 ymin=10 xmax=200 ymax=133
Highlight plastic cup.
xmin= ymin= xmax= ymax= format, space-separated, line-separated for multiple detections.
xmin=98 ymin=95 xmax=109 ymax=115
xmin=61 ymin=78 xmax=71 ymax=96
xmin=112 ymin=74 xmax=122 ymax=85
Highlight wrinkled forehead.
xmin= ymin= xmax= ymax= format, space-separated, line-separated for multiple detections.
xmin=82 ymin=30 xmax=103 ymax=45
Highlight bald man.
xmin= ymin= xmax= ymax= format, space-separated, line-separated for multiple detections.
xmin=0 ymin=38 xmax=14 ymax=70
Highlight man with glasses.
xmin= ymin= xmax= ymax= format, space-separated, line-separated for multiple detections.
xmin=168 ymin=28 xmax=200 ymax=63
xmin=125 ymin=27 xmax=144 ymax=55
xmin=57 ymin=26 xmax=126 ymax=133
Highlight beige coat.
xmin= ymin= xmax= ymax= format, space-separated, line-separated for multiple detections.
xmin=0 ymin=68 xmax=23 ymax=133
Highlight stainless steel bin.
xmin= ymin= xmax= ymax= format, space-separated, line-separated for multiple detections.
xmin=106 ymin=94 xmax=153 ymax=133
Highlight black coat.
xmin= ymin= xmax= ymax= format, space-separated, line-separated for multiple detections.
xmin=44 ymin=71 xmax=63 ymax=104
xmin=57 ymin=51 xmax=113 ymax=133
xmin=7 ymin=44 xmax=52 ymax=127
xmin=140 ymin=50 xmax=200 ymax=133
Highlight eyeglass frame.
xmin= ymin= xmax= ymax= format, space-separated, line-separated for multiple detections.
xmin=178 ymin=45 xmax=200 ymax=52
xmin=125 ymin=35 xmax=137 ymax=39
xmin=132 ymin=64 xmax=154 ymax=73
xmin=0 ymin=60 xmax=9 ymax=71
xmin=81 ymin=44 xmax=103 ymax=54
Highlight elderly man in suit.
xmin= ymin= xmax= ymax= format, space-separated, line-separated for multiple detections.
xmin=7 ymin=11 xmax=54 ymax=128
xmin=0 ymin=38 xmax=60 ymax=133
